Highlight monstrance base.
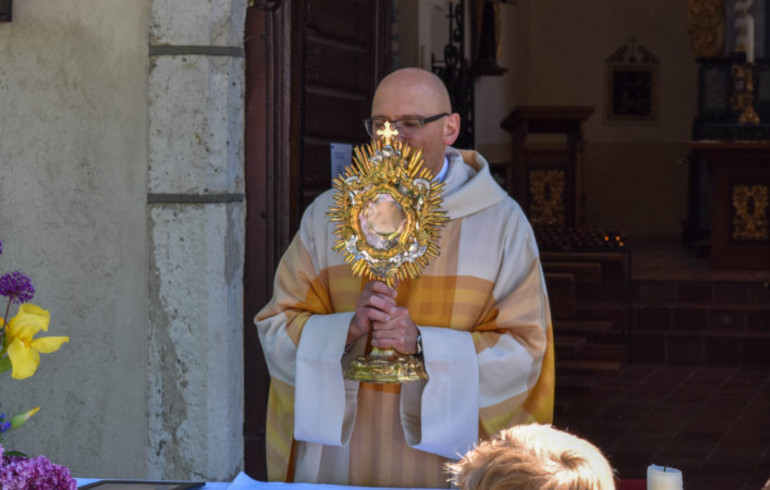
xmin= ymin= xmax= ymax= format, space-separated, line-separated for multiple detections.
xmin=344 ymin=354 xmax=428 ymax=383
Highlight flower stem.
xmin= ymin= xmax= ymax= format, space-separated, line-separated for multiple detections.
xmin=1 ymin=297 xmax=10 ymax=347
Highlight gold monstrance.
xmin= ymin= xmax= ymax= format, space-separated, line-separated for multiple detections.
xmin=328 ymin=122 xmax=447 ymax=383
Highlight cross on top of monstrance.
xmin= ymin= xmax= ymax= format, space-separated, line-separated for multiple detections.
xmin=376 ymin=120 xmax=399 ymax=145
xmin=327 ymin=121 xmax=447 ymax=383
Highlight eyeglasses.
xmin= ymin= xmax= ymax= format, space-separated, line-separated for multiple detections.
xmin=363 ymin=113 xmax=449 ymax=139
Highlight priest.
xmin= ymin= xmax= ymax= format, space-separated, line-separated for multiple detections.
xmin=255 ymin=67 xmax=554 ymax=488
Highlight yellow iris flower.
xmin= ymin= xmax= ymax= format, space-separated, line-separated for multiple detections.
xmin=2 ymin=304 xmax=69 ymax=380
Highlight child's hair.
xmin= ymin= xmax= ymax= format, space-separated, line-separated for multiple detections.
xmin=446 ymin=424 xmax=616 ymax=490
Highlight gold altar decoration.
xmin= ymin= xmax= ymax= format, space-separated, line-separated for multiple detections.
xmin=687 ymin=0 xmax=726 ymax=58
xmin=730 ymin=63 xmax=760 ymax=124
xmin=529 ymin=169 xmax=565 ymax=226
xmin=328 ymin=122 xmax=447 ymax=383
xmin=732 ymin=184 xmax=769 ymax=241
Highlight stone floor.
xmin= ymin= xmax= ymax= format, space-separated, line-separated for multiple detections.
xmin=553 ymin=236 xmax=770 ymax=490
xmin=554 ymin=363 xmax=770 ymax=490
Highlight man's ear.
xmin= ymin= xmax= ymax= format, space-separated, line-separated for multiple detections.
xmin=443 ymin=113 xmax=461 ymax=146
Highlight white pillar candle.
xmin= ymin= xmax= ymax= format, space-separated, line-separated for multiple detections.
xmin=746 ymin=15 xmax=755 ymax=63
xmin=647 ymin=464 xmax=683 ymax=490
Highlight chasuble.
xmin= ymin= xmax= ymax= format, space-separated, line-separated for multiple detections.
xmin=255 ymin=147 xmax=555 ymax=488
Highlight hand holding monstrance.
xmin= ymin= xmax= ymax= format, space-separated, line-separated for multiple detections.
xmin=327 ymin=122 xmax=447 ymax=383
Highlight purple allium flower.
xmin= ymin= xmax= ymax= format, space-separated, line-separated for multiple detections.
xmin=0 ymin=446 xmax=77 ymax=490
xmin=0 ymin=271 xmax=35 ymax=304
xmin=0 ymin=239 xmax=3 ymax=255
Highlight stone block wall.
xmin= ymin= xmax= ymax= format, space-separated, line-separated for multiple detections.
xmin=146 ymin=0 xmax=248 ymax=481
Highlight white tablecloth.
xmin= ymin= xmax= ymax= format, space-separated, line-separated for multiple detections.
xmin=77 ymin=472 xmax=443 ymax=489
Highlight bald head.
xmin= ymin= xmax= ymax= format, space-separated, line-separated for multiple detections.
xmin=370 ymin=67 xmax=461 ymax=175
xmin=373 ymin=68 xmax=452 ymax=115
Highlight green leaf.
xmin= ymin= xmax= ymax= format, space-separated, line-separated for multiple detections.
xmin=4 ymin=450 xmax=29 ymax=458
xmin=0 ymin=354 xmax=10 ymax=373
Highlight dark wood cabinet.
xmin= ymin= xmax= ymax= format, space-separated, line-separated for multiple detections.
xmin=689 ymin=141 xmax=770 ymax=269
xmin=500 ymin=106 xmax=594 ymax=227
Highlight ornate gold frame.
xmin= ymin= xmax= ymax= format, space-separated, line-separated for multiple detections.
xmin=328 ymin=138 xmax=446 ymax=288
xmin=529 ymin=169 xmax=566 ymax=226
xmin=732 ymin=184 xmax=769 ymax=241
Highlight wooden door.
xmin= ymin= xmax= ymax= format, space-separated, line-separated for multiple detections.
xmin=293 ymin=0 xmax=392 ymax=227
xmin=243 ymin=0 xmax=390 ymax=479
xmin=244 ymin=2 xmax=291 ymax=480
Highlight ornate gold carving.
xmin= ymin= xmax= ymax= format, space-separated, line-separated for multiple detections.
xmin=731 ymin=63 xmax=760 ymax=124
xmin=732 ymin=184 xmax=769 ymax=241
xmin=687 ymin=0 xmax=726 ymax=58
xmin=529 ymin=170 xmax=565 ymax=226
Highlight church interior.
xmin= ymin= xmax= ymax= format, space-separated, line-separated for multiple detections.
xmin=246 ymin=1 xmax=770 ymax=488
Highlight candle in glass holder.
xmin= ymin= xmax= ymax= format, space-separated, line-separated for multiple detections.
xmin=647 ymin=464 xmax=683 ymax=490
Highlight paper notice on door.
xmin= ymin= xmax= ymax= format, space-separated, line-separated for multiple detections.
xmin=330 ymin=143 xmax=353 ymax=181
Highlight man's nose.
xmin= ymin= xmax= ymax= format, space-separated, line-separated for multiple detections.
xmin=390 ymin=127 xmax=407 ymax=142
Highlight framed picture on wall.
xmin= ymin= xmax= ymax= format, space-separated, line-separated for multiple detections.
xmin=606 ymin=64 xmax=658 ymax=123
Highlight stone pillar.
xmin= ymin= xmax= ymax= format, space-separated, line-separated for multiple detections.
xmin=146 ymin=0 xmax=248 ymax=481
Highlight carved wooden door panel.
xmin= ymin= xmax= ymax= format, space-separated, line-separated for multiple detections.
xmin=293 ymin=0 xmax=391 ymax=230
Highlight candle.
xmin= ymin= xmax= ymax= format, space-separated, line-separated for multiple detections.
xmin=647 ymin=464 xmax=683 ymax=490
xmin=746 ymin=15 xmax=755 ymax=63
